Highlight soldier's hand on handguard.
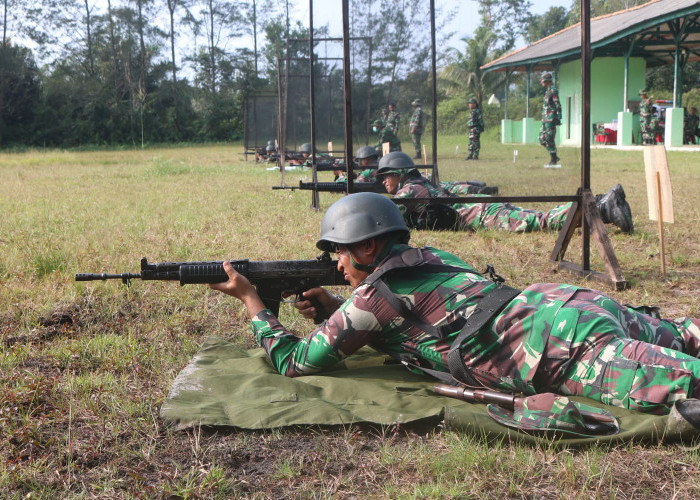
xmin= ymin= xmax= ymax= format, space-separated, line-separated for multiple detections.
xmin=210 ymin=261 xmax=266 ymax=317
xmin=289 ymin=287 xmax=340 ymax=320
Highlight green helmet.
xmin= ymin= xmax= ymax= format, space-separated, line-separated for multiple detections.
xmin=300 ymin=142 xmax=313 ymax=154
xmin=265 ymin=145 xmax=275 ymax=152
xmin=372 ymin=119 xmax=384 ymax=128
xmin=540 ymin=72 xmax=553 ymax=83
xmin=316 ymin=192 xmax=409 ymax=252
xmin=355 ymin=145 xmax=378 ymax=160
xmin=639 ymin=89 xmax=647 ymax=96
xmin=411 ymin=99 xmax=422 ymax=106
xmin=267 ymin=140 xmax=275 ymax=146
xmin=376 ymin=151 xmax=416 ymax=176
xmin=468 ymin=97 xmax=478 ymax=105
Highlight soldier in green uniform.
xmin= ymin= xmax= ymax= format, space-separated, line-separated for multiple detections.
xmin=210 ymin=191 xmax=700 ymax=425
xmin=539 ymin=72 xmax=562 ymax=165
xmin=684 ymin=107 xmax=699 ymax=145
xmin=409 ymin=99 xmax=424 ymax=159
xmin=639 ymin=89 xmax=656 ymax=145
xmin=372 ymin=119 xmax=402 ymax=154
xmin=466 ymin=97 xmax=485 ymax=160
xmin=376 ymin=152 xmax=633 ymax=233
xmin=387 ymin=101 xmax=400 ymax=135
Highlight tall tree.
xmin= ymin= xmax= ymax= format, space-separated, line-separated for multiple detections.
xmin=477 ymin=0 xmax=533 ymax=53
xmin=568 ymin=0 xmax=647 ymax=24
xmin=525 ymin=6 xmax=570 ymax=44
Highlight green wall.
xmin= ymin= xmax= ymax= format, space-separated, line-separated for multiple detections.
xmin=557 ymin=57 xmax=646 ymax=145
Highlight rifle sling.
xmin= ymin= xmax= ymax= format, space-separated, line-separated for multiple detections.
xmin=364 ymin=248 xmax=521 ymax=387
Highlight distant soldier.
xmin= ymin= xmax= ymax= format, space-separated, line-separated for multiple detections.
xmin=380 ymin=107 xmax=389 ymax=123
xmin=466 ymin=97 xmax=484 ymax=160
xmin=639 ymin=89 xmax=655 ymax=145
xmin=355 ymin=145 xmax=380 ymax=183
xmin=684 ymin=107 xmax=699 ymax=145
xmin=387 ymin=102 xmax=400 ymax=135
xmin=539 ymin=72 xmax=562 ymax=165
xmin=409 ymin=99 xmax=424 ymax=160
xmin=372 ymin=119 xmax=402 ymax=154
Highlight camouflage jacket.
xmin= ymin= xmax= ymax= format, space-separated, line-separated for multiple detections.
xmin=374 ymin=125 xmax=402 ymax=152
xmin=639 ymin=97 xmax=652 ymax=121
xmin=356 ymin=168 xmax=377 ymax=183
xmin=387 ymin=110 xmax=401 ymax=134
xmin=251 ymin=243 xmax=582 ymax=395
xmin=542 ymin=88 xmax=562 ymax=125
xmin=467 ymin=107 xmax=484 ymax=133
xmin=392 ymin=171 xmax=452 ymax=217
xmin=410 ymin=107 xmax=424 ymax=135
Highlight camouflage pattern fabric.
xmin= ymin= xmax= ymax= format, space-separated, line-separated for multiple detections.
xmin=374 ymin=124 xmax=402 ymax=153
xmin=640 ymin=97 xmax=655 ymax=144
xmin=684 ymin=112 xmax=699 ymax=144
xmin=410 ymin=106 xmax=424 ymax=154
xmin=357 ymin=168 xmax=378 ymax=183
xmin=440 ymin=181 xmax=487 ymax=195
xmin=467 ymin=107 xmax=485 ymax=158
xmin=393 ymin=172 xmax=571 ymax=232
xmin=249 ymin=245 xmax=700 ymax=414
xmin=387 ymin=110 xmax=401 ymax=134
xmin=539 ymin=87 xmax=562 ymax=154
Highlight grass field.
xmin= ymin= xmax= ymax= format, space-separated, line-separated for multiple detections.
xmin=1 ymin=139 xmax=699 ymax=498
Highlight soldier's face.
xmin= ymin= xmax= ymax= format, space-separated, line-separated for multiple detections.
xmin=334 ymin=243 xmax=371 ymax=288
xmin=389 ymin=105 xmax=395 ymax=111
xmin=381 ymin=174 xmax=400 ymax=194
xmin=469 ymin=103 xmax=476 ymax=109
xmin=360 ymin=157 xmax=374 ymax=167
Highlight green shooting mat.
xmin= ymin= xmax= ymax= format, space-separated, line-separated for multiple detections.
xmin=160 ymin=337 xmax=697 ymax=447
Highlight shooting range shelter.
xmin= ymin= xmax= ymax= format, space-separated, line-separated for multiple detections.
xmin=244 ymin=89 xmax=279 ymax=160
xmin=275 ymin=0 xmax=440 ymax=209
xmin=483 ymin=0 xmax=700 ymax=148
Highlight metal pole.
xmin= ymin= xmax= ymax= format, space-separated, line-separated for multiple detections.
xmin=277 ymin=58 xmax=285 ymax=176
xmin=309 ymin=0 xmax=319 ymax=209
xmin=581 ymin=0 xmax=591 ymax=270
xmin=503 ymin=69 xmax=509 ymax=120
xmin=673 ymin=35 xmax=681 ymax=107
xmin=526 ymin=66 xmax=531 ymax=118
xmin=366 ymin=38 xmax=373 ymax=145
xmin=342 ymin=0 xmax=354 ymax=193
xmin=430 ymin=0 xmax=439 ymax=182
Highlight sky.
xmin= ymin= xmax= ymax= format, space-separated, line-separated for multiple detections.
xmin=303 ymin=0 xmax=568 ymax=51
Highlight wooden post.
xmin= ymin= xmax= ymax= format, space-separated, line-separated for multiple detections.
xmin=656 ymin=171 xmax=666 ymax=276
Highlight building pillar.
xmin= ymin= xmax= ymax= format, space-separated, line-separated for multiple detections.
xmin=522 ymin=117 xmax=537 ymax=144
xmin=665 ymin=108 xmax=684 ymax=147
xmin=617 ymin=111 xmax=633 ymax=146
xmin=501 ymin=119 xmax=513 ymax=144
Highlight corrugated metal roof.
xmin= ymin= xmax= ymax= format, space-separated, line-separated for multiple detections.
xmin=482 ymin=0 xmax=700 ymax=72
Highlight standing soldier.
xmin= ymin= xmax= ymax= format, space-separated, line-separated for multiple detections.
xmin=639 ymin=89 xmax=655 ymax=145
xmin=372 ymin=119 xmax=402 ymax=154
xmin=409 ymin=99 xmax=424 ymax=160
xmin=539 ymin=72 xmax=562 ymax=165
xmin=387 ymin=102 xmax=400 ymax=135
xmin=683 ymin=107 xmax=699 ymax=145
xmin=466 ymin=97 xmax=485 ymax=160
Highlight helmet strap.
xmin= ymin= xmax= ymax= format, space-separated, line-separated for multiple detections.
xmin=349 ymin=234 xmax=401 ymax=273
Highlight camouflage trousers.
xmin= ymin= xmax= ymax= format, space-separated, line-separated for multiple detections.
xmin=454 ymin=200 xmax=571 ymax=232
xmin=641 ymin=124 xmax=656 ymax=144
xmin=468 ymin=131 xmax=481 ymax=158
xmin=538 ymin=289 xmax=700 ymax=413
xmin=539 ymin=123 xmax=557 ymax=154
xmin=411 ymin=133 xmax=422 ymax=154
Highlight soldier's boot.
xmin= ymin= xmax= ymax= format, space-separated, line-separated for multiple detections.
xmin=549 ymin=153 xmax=560 ymax=165
xmin=476 ymin=185 xmax=498 ymax=195
xmin=465 ymin=154 xmax=473 ymax=160
xmin=414 ymin=152 xmax=422 ymax=159
xmin=472 ymin=154 xmax=479 ymax=160
xmin=595 ymin=184 xmax=634 ymax=233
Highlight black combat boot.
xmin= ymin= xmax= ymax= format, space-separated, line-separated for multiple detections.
xmin=549 ymin=153 xmax=560 ymax=164
xmin=595 ymin=184 xmax=634 ymax=233
xmin=465 ymin=154 xmax=473 ymax=160
xmin=414 ymin=152 xmax=421 ymax=159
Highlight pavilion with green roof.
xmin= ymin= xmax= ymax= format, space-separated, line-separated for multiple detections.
xmin=481 ymin=0 xmax=700 ymax=147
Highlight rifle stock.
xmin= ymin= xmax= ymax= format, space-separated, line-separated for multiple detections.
xmin=76 ymin=252 xmax=348 ymax=323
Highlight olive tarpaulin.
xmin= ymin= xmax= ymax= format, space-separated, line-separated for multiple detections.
xmin=160 ymin=337 xmax=699 ymax=447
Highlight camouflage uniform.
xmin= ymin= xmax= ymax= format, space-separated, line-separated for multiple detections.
xmin=250 ymin=244 xmax=700 ymax=414
xmin=357 ymin=168 xmax=378 ymax=183
xmin=539 ymin=87 xmax=562 ymax=155
xmin=640 ymin=96 xmax=655 ymax=144
xmin=684 ymin=109 xmax=699 ymax=145
xmin=374 ymin=122 xmax=402 ymax=153
xmin=409 ymin=105 xmax=424 ymax=156
xmin=467 ymin=106 xmax=485 ymax=159
xmin=394 ymin=171 xmax=571 ymax=232
xmin=387 ymin=109 xmax=401 ymax=135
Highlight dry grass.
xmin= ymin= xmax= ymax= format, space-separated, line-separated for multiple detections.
xmin=1 ymin=141 xmax=699 ymax=497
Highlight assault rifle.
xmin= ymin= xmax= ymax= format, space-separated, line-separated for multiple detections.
xmin=272 ymin=181 xmax=386 ymax=193
xmin=75 ymin=252 xmax=348 ymax=323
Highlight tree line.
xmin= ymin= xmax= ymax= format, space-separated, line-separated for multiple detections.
xmin=1 ymin=0 xmax=697 ymax=148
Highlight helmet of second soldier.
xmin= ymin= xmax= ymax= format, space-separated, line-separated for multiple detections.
xmin=376 ymin=151 xmax=416 ymax=176
xmin=265 ymin=145 xmax=275 ymax=152
xmin=316 ymin=192 xmax=409 ymax=252
xmin=411 ymin=99 xmax=422 ymax=107
xmin=540 ymin=72 xmax=553 ymax=83
xmin=300 ymin=142 xmax=313 ymax=154
xmin=355 ymin=145 xmax=379 ymax=160
xmin=468 ymin=97 xmax=478 ymax=105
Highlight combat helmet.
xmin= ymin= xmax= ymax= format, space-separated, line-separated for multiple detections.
xmin=299 ymin=142 xmax=313 ymax=154
xmin=540 ymin=72 xmax=553 ymax=83
xmin=266 ymin=140 xmax=275 ymax=146
xmin=639 ymin=89 xmax=648 ymax=96
xmin=316 ymin=192 xmax=409 ymax=252
xmin=355 ymin=145 xmax=379 ymax=160
xmin=265 ymin=145 xmax=275 ymax=152
xmin=468 ymin=97 xmax=478 ymax=105
xmin=376 ymin=151 xmax=416 ymax=177
xmin=411 ymin=99 xmax=422 ymax=107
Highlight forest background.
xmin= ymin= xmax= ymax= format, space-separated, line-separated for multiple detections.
xmin=1 ymin=0 xmax=699 ymax=149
